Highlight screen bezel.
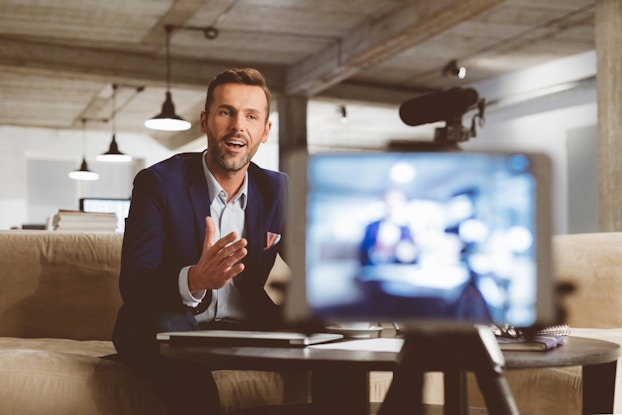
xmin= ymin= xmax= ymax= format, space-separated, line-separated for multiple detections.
xmin=283 ymin=149 xmax=556 ymax=330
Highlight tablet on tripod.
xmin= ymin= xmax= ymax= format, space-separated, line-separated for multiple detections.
xmin=283 ymin=150 xmax=556 ymax=331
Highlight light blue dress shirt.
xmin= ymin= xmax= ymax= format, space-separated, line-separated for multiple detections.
xmin=178 ymin=151 xmax=247 ymax=323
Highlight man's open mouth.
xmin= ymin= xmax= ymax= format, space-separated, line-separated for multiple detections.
xmin=225 ymin=139 xmax=246 ymax=148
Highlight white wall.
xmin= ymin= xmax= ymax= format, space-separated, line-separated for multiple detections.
xmin=0 ymin=122 xmax=282 ymax=230
xmin=0 ymin=125 xmax=174 ymax=229
xmin=463 ymin=102 xmax=597 ymax=235
xmin=566 ymin=125 xmax=599 ymax=233
xmin=461 ymin=50 xmax=598 ymax=235
xmin=0 ymin=127 xmax=28 ymax=229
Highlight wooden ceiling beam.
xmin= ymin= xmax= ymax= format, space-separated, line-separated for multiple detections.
xmin=0 ymin=35 xmax=285 ymax=92
xmin=0 ymin=34 xmax=446 ymax=107
xmin=284 ymin=0 xmax=504 ymax=96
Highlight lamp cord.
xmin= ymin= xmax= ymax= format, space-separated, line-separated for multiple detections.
xmin=165 ymin=25 xmax=173 ymax=92
xmin=81 ymin=117 xmax=87 ymax=159
xmin=111 ymin=84 xmax=117 ymax=136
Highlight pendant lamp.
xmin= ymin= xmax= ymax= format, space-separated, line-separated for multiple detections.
xmin=145 ymin=25 xmax=191 ymax=131
xmin=97 ymin=84 xmax=132 ymax=162
xmin=69 ymin=118 xmax=99 ymax=181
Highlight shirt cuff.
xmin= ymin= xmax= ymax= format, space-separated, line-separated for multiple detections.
xmin=179 ymin=265 xmax=206 ymax=307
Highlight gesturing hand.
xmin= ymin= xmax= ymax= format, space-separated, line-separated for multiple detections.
xmin=188 ymin=216 xmax=248 ymax=293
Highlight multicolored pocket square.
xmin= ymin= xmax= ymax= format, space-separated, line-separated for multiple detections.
xmin=264 ymin=232 xmax=281 ymax=250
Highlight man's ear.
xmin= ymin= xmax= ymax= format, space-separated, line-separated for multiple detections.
xmin=200 ymin=111 xmax=207 ymax=133
xmin=261 ymin=120 xmax=272 ymax=143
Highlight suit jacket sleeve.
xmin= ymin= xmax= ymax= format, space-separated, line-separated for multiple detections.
xmin=118 ymin=154 xmax=210 ymax=309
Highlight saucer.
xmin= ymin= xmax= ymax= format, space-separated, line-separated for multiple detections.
xmin=325 ymin=326 xmax=383 ymax=339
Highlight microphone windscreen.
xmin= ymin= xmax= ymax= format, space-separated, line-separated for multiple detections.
xmin=399 ymin=87 xmax=479 ymax=126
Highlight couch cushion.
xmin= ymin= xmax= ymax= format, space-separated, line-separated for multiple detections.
xmin=215 ymin=370 xmax=311 ymax=411
xmin=0 ymin=345 xmax=167 ymax=415
xmin=0 ymin=337 xmax=315 ymax=413
xmin=0 ymin=336 xmax=116 ymax=357
xmin=553 ymin=232 xmax=622 ymax=328
xmin=0 ymin=231 xmax=123 ymax=341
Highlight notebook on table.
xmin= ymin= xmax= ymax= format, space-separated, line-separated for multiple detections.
xmin=157 ymin=330 xmax=343 ymax=347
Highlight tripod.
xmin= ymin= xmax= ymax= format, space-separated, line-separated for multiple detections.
xmin=378 ymin=325 xmax=520 ymax=415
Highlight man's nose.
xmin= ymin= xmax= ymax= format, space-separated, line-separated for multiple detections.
xmin=230 ymin=114 xmax=244 ymax=132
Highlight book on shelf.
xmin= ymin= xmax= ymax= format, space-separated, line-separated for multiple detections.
xmin=52 ymin=209 xmax=117 ymax=231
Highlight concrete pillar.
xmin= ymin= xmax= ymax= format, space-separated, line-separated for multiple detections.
xmin=277 ymin=94 xmax=308 ymax=174
xmin=596 ymin=0 xmax=622 ymax=231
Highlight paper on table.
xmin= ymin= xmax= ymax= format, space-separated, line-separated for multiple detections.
xmin=309 ymin=338 xmax=405 ymax=352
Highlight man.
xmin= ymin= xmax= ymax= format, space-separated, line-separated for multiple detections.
xmin=359 ymin=189 xmax=418 ymax=266
xmin=112 ymin=68 xmax=288 ymax=414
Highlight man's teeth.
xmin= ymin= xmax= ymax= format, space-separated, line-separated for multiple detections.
xmin=226 ymin=140 xmax=245 ymax=147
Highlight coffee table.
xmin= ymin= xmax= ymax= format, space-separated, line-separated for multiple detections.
xmin=160 ymin=335 xmax=619 ymax=415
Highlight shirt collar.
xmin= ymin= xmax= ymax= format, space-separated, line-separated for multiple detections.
xmin=201 ymin=150 xmax=248 ymax=209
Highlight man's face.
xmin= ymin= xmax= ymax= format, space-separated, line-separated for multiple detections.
xmin=201 ymin=83 xmax=271 ymax=173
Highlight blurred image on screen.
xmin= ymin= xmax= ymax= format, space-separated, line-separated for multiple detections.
xmin=305 ymin=153 xmax=538 ymax=327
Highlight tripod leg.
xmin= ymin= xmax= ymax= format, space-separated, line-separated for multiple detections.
xmin=473 ymin=367 xmax=519 ymax=415
xmin=471 ymin=326 xmax=520 ymax=415
xmin=379 ymin=334 xmax=426 ymax=415
xmin=443 ymin=370 xmax=469 ymax=415
xmin=378 ymin=365 xmax=424 ymax=415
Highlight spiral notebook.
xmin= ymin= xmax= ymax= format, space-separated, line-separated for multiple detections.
xmin=495 ymin=325 xmax=570 ymax=351
xmin=497 ymin=334 xmax=566 ymax=351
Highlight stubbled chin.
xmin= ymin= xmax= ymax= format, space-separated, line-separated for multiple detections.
xmin=219 ymin=153 xmax=248 ymax=171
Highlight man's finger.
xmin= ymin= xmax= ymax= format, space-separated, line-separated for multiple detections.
xmin=204 ymin=216 xmax=216 ymax=251
xmin=210 ymin=232 xmax=244 ymax=254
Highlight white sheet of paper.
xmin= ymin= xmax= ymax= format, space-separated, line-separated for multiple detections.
xmin=309 ymin=338 xmax=404 ymax=352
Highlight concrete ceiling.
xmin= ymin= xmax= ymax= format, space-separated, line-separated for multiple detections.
xmin=0 ymin=0 xmax=595 ymax=150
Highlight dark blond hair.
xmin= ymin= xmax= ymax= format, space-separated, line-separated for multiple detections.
xmin=204 ymin=68 xmax=271 ymax=119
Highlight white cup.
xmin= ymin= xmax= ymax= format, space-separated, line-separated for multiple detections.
xmin=337 ymin=321 xmax=371 ymax=330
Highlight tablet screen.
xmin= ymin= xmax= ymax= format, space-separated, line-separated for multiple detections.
xmin=284 ymin=151 xmax=554 ymax=329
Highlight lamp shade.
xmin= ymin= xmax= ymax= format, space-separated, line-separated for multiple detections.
xmin=97 ymin=134 xmax=132 ymax=162
xmin=68 ymin=158 xmax=99 ymax=181
xmin=144 ymin=91 xmax=191 ymax=131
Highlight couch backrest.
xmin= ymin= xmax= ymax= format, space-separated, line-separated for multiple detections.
xmin=1 ymin=231 xmax=620 ymax=340
xmin=553 ymin=232 xmax=622 ymax=328
xmin=0 ymin=231 xmax=123 ymax=341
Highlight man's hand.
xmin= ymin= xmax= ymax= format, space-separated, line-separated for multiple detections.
xmin=188 ymin=216 xmax=248 ymax=293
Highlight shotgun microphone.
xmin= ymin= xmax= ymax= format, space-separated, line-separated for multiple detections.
xmin=399 ymin=87 xmax=479 ymax=127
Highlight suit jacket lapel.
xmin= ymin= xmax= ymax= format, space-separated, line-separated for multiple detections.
xmin=185 ymin=155 xmax=211 ymax=249
xmin=245 ymin=176 xmax=264 ymax=259
xmin=234 ymin=176 xmax=264 ymax=293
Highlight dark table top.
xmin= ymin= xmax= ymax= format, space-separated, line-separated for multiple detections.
xmin=503 ymin=335 xmax=620 ymax=369
xmin=160 ymin=335 xmax=620 ymax=372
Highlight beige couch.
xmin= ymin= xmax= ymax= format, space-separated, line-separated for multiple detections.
xmin=1 ymin=230 xmax=621 ymax=415
xmin=0 ymin=231 xmax=312 ymax=415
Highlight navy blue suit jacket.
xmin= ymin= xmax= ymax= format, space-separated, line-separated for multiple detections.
xmin=116 ymin=152 xmax=288 ymax=330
